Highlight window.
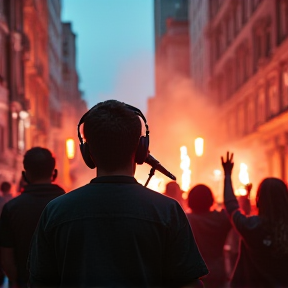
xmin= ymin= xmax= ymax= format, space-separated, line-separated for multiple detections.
xmin=253 ymin=19 xmax=270 ymax=70
xmin=252 ymin=0 xmax=261 ymax=12
xmin=227 ymin=15 xmax=234 ymax=43
xmin=257 ymin=89 xmax=266 ymax=124
xmin=228 ymin=112 xmax=236 ymax=138
xmin=236 ymin=4 xmax=242 ymax=33
xmin=247 ymin=98 xmax=255 ymax=132
xmin=243 ymin=0 xmax=250 ymax=23
xmin=217 ymin=75 xmax=224 ymax=103
xmin=236 ymin=49 xmax=245 ymax=87
xmin=237 ymin=105 xmax=245 ymax=136
xmin=220 ymin=22 xmax=226 ymax=53
xmin=277 ymin=0 xmax=288 ymax=43
xmin=254 ymin=32 xmax=263 ymax=67
xmin=0 ymin=125 xmax=4 ymax=154
xmin=268 ymin=80 xmax=279 ymax=117
xmin=282 ymin=66 xmax=288 ymax=108
xmin=215 ymin=32 xmax=221 ymax=60
xmin=265 ymin=27 xmax=271 ymax=56
xmin=225 ymin=65 xmax=233 ymax=97
xmin=244 ymin=47 xmax=250 ymax=80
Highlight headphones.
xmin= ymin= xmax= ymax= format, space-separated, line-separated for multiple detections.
xmin=77 ymin=103 xmax=150 ymax=169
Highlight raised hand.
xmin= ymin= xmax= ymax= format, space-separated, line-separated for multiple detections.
xmin=221 ymin=151 xmax=234 ymax=176
xmin=244 ymin=183 xmax=252 ymax=198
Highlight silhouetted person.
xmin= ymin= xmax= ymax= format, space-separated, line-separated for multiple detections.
xmin=0 ymin=182 xmax=13 ymax=215
xmin=0 ymin=147 xmax=65 ymax=287
xmin=29 ymin=100 xmax=208 ymax=288
xmin=164 ymin=181 xmax=186 ymax=209
xmin=186 ymin=184 xmax=231 ymax=288
xmin=222 ymin=152 xmax=288 ymax=288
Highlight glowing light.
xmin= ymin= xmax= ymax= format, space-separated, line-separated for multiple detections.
xmin=235 ymin=187 xmax=247 ymax=196
xmin=180 ymin=146 xmax=191 ymax=192
xmin=138 ymin=176 xmax=165 ymax=193
xmin=12 ymin=112 xmax=18 ymax=119
xmin=195 ymin=137 xmax=204 ymax=157
xmin=213 ymin=169 xmax=221 ymax=181
xmin=235 ymin=163 xmax=250 ymax=196
xmin=148 ymin=176 xmax=165 ymax=193
xmin=239 ymin=163 xmax=249 ymax=185
xmin=182 ymin=192 xmax=188 ymax=200
xmin=66 ymin=139 xmax=75 ymax=159
xmin=19 ymin=111 xmax=29 ymax=120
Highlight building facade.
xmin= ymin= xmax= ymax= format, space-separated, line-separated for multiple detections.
xmin=23 ymin=0 xmax=49 ymax=148
xmin=188 ymin=0 xmax=210 ymax=92
xmin=0 ymin=1 xmax=87 ymax=190
xmin=205 ymin=0 xmax=288 ymax=185
xmin=147 ymin=1 xmax=192 ymax=184
xmin=154 ymin=0 xmax=188 ymax=96
xmin=61 ymin=22 xmax=88 ymax=189
xmin=0 ymin=0 xmax=28 ymax=183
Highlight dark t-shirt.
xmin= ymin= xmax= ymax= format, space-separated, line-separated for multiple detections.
xmin=0 ymin=184 xmax=65 ymax=285
xmin=187 ymin=210 xmax=231 ymax=284
xmin=29 ymin=176 xmax=208 ymax=287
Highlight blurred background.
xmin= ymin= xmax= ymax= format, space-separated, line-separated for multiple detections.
xmin=0 ymin=0 xmax=288 ymax=207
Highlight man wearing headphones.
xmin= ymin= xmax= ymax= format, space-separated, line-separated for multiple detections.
xmin=0 ymin=147 xmax=65 ymax=287
xmin=29 ymin=100 xmax=208 ymax=287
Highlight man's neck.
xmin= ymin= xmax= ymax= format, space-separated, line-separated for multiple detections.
xmin=97 ymin=167 xmax=135 ymax=178
xmin=30 ymin=179 xmax=52 ymax=185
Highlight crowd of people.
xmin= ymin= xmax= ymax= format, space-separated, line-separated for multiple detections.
xmin=0 ymin=100 xmax=287 ymax=288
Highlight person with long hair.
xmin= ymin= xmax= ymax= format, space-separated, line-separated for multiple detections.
xmin=221 ymin=152 xmax=288 ymax=287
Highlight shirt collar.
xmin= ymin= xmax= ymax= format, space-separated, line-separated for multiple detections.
xmin=90 ymin=175 xmax=138 ymax=184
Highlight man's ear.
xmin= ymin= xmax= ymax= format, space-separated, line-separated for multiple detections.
xmin=22 ymin=171 xmax=30 ymax=184
xmin=52 ymin=169 xmax=58 ymax=182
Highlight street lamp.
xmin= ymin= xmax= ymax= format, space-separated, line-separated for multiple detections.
xmin=194 ymin=137 xmax=204 ymax=157
xmin=66 ymin=138 xmax=75 ymax=159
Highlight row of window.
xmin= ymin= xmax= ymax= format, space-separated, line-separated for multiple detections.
xmin=215 ymin=19 xmax=272 ymax=104
xmin=50 ymin=109 xmax=62 ymax=128
xmin=277 ymin=0 xmax=288 ymax=44
xmin=226 ymin=66 xmax=288 ymax=139
xmin=210 ymin=0 xmax=262 ymax=21
xmin=211 ymin=0 xmax=263 ymax=66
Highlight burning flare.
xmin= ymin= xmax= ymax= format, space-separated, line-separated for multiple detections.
xmin=236 ymin=163 xmax=250 ymax=196
xmin=66 ymin=139 xmax=75 ymax=159
xmin=180 ymin=146 xmax=191 ymax=192
xmin=239 ymin=163 xmax=250 ymax=185
xmin=195 ymin=137 xmax=204 ymax=157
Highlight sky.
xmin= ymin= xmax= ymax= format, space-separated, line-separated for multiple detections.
xmin=61 ymin=0 xmax=155 ymax=114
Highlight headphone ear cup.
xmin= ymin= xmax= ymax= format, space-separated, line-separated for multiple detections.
xmin=135 ymin=136 xmax=149 ymax=164
xmin=79 ymin=142 xmax=96 ymax=169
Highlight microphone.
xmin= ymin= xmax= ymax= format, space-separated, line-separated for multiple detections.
xmin=145 ymin=154 xmax=176 ymax=181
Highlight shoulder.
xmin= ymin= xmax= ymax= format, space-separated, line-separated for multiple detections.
xmin=1 ymin=194 xmax=25 ymax=212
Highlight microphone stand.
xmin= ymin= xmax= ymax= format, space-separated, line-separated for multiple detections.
xmin=144 ymin=167 xmax=156 ymax=187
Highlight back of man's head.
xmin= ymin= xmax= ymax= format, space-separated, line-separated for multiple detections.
xmin=1 ymin=181 xmax=11 ymax=194
xmin=83 ymin=100 xmax=141 ymax=172
xmin=23 ymin=147 xmax=56 ymax=182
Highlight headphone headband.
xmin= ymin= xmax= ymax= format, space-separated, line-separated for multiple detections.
xmin=77 ymin=101 xmax=150 ymax=169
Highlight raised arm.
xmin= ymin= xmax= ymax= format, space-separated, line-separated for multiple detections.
xmin=221 ymin=152 xmax=239 ymax=216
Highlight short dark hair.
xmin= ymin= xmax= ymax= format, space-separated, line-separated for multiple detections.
xmin=188 ymin=184 xmax=214 ymax=213
xmin=165 ymin=182 xmax=181 ymax=198
xmin=83 ymin=100 xmax=141 ymax=171
xmin=1 ymin=181 xmax=11 ymax=193
xmin=23 ymin=147 xmax=55 ymax=179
